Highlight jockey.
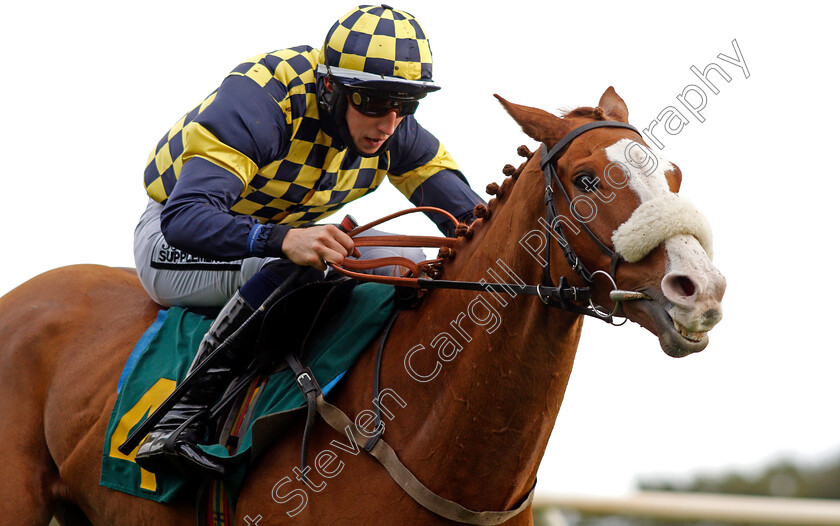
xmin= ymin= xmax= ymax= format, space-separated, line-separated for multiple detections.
xmin=133 ymin=4 xmax=483 ymax=477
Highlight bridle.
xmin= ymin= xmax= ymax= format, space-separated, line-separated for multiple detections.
xmin=537 ymin=120 xmax=648 ymax=324
xmin=330 ymin=119 xmax=653 ymax=324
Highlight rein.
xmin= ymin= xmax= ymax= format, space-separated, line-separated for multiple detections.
xmin=329 ymin=208 xmax=596 ymax=306
xmin=330 ymin=120 xmax=651 ymax=324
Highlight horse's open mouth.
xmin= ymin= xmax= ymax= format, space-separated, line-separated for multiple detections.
xmin=673 ymin=319 xmax=707 ymax=343
xmin=631 ymin=300 xmax=709 ymax=358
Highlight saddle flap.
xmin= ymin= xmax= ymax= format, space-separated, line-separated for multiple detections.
xmin=255 ymin=277 xmax=358 ymax=368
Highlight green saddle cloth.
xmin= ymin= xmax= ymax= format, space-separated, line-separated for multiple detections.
xmin=99 ymin=282 xmax=395 ymax=503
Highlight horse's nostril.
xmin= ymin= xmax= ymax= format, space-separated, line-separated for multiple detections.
xmin=663 ymin=274 xmax=697 ymax=301
xmin=676 ymin=276 xmax=696 ymax=297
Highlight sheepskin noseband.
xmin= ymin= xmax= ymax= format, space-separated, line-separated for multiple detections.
xmin=611 ymin=193 xmax=713 ymax=263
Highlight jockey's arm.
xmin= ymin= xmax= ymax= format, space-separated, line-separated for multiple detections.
xmin=160 ymin=166 xmax=353 ymax=267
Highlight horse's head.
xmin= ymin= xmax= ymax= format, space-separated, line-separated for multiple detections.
xmin=496 ymin=87 xmax=726 ymax=357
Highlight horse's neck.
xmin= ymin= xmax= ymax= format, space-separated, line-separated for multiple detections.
xmin=384 ymin=169 xmax=584 ymax=509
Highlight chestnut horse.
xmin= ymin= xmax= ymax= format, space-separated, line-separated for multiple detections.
xmin=0 ymin=88 xmax=725 ymax=525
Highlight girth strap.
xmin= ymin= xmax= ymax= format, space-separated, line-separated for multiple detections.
xmin=286 ymin=306 xmax=536 ymax=525
xmin=286 ymin=353 xmax=320 ymax=481
xmin=314 ymin=394 xmax=537 ymax=525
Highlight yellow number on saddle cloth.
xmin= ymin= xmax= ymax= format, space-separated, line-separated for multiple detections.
xmin=107 ymin=378 xmax=177 ymax=492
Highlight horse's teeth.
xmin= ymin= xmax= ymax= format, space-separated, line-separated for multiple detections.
xmin=673 ymin=320 xmax=706 ymax=342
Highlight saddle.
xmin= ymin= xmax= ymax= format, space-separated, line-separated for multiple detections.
xmin=211 ymin=276 xmax=360 ymax=457
xmin=193 ymin=277 xmax=365 ymax=525
xmin=213 ymin=276 xmax=419 ymax=467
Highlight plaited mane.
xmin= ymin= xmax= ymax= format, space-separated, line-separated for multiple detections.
xmin=434 ymin=106 xmax=606 ymax=274
xmin=430 ymin=145 xmax=534 ymax=277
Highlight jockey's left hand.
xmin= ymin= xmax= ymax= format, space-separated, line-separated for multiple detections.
xmin=266 ymin=224 xmax=360 ymax=271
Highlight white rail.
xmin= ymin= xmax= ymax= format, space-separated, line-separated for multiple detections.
xmin=533 ymin=491 xmax=840 ymax=525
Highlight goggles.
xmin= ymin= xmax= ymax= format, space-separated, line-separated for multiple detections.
xmin=346 ymin=88 xmax=423 ymax=117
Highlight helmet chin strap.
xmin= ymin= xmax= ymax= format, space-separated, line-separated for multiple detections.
xmin=317 ymin=78 xmax=397 ymax=158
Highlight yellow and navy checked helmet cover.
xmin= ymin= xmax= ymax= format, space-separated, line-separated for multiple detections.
xmin=319 ymin=5 xmax=435 ymax=90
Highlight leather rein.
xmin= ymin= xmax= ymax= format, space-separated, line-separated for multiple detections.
xmin=330 ymin=120 xmax=651 ymax=325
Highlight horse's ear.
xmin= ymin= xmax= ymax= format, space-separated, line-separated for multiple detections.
xmin=494 ymin=94 xmax=564 ymax=145
xmin=598 ymin=87 xmax=629 ymax=123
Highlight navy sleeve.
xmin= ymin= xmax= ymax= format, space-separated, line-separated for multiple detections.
xmin=408 ymin=169 xmax=485 ymax=236
xmin=161 ymin=157 xmax=264 ymax=260
xmin=160 ymin=73 xmax=291 ymax=260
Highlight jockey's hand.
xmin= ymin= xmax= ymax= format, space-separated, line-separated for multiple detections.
xmin=279 ymin=225 xmax=360 ymax=271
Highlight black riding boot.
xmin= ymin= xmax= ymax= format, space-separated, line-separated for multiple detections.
xmin=135 ymin=291 xmax=255 ymax=478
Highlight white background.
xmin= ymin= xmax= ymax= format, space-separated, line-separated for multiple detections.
xmin=1 ymin=1 xmax=838 ymax=497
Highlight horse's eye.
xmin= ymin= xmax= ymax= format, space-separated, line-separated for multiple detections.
xmin=573 ymin=173 xmax=600 ymax=192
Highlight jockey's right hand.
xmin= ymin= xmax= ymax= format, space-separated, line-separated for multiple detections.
xmin=268 ymin=225 xmax=359 ymax=271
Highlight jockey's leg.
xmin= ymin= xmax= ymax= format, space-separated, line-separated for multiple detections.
xmin=134 ymin=289 xmax=255 ymax=477
xmin=134 ymin=198 xmax=263 ymax=308
xmin=135 ymin=261 xmax=324 ymax=478
xmin=133 ymin=262 xmax=328 ymax=477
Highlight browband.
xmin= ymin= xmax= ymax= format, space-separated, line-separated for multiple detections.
xmin=540 ymin=121 xmax=640 ymax=169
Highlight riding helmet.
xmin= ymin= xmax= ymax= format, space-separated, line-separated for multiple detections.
xmin=317 ymin=4 xmax=440 ymax=156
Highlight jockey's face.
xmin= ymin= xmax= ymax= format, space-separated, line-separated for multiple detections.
xmin=344 ymin=102 xmax=404 ymax=155
xmin=324 ymin=77 xmax=406 ymax=155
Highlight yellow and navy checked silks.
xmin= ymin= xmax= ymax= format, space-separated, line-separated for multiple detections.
xmin=319 ymin=5 xmax=434 ymax=82
xmin=143 ymin=45 xmax=457 ymax=227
